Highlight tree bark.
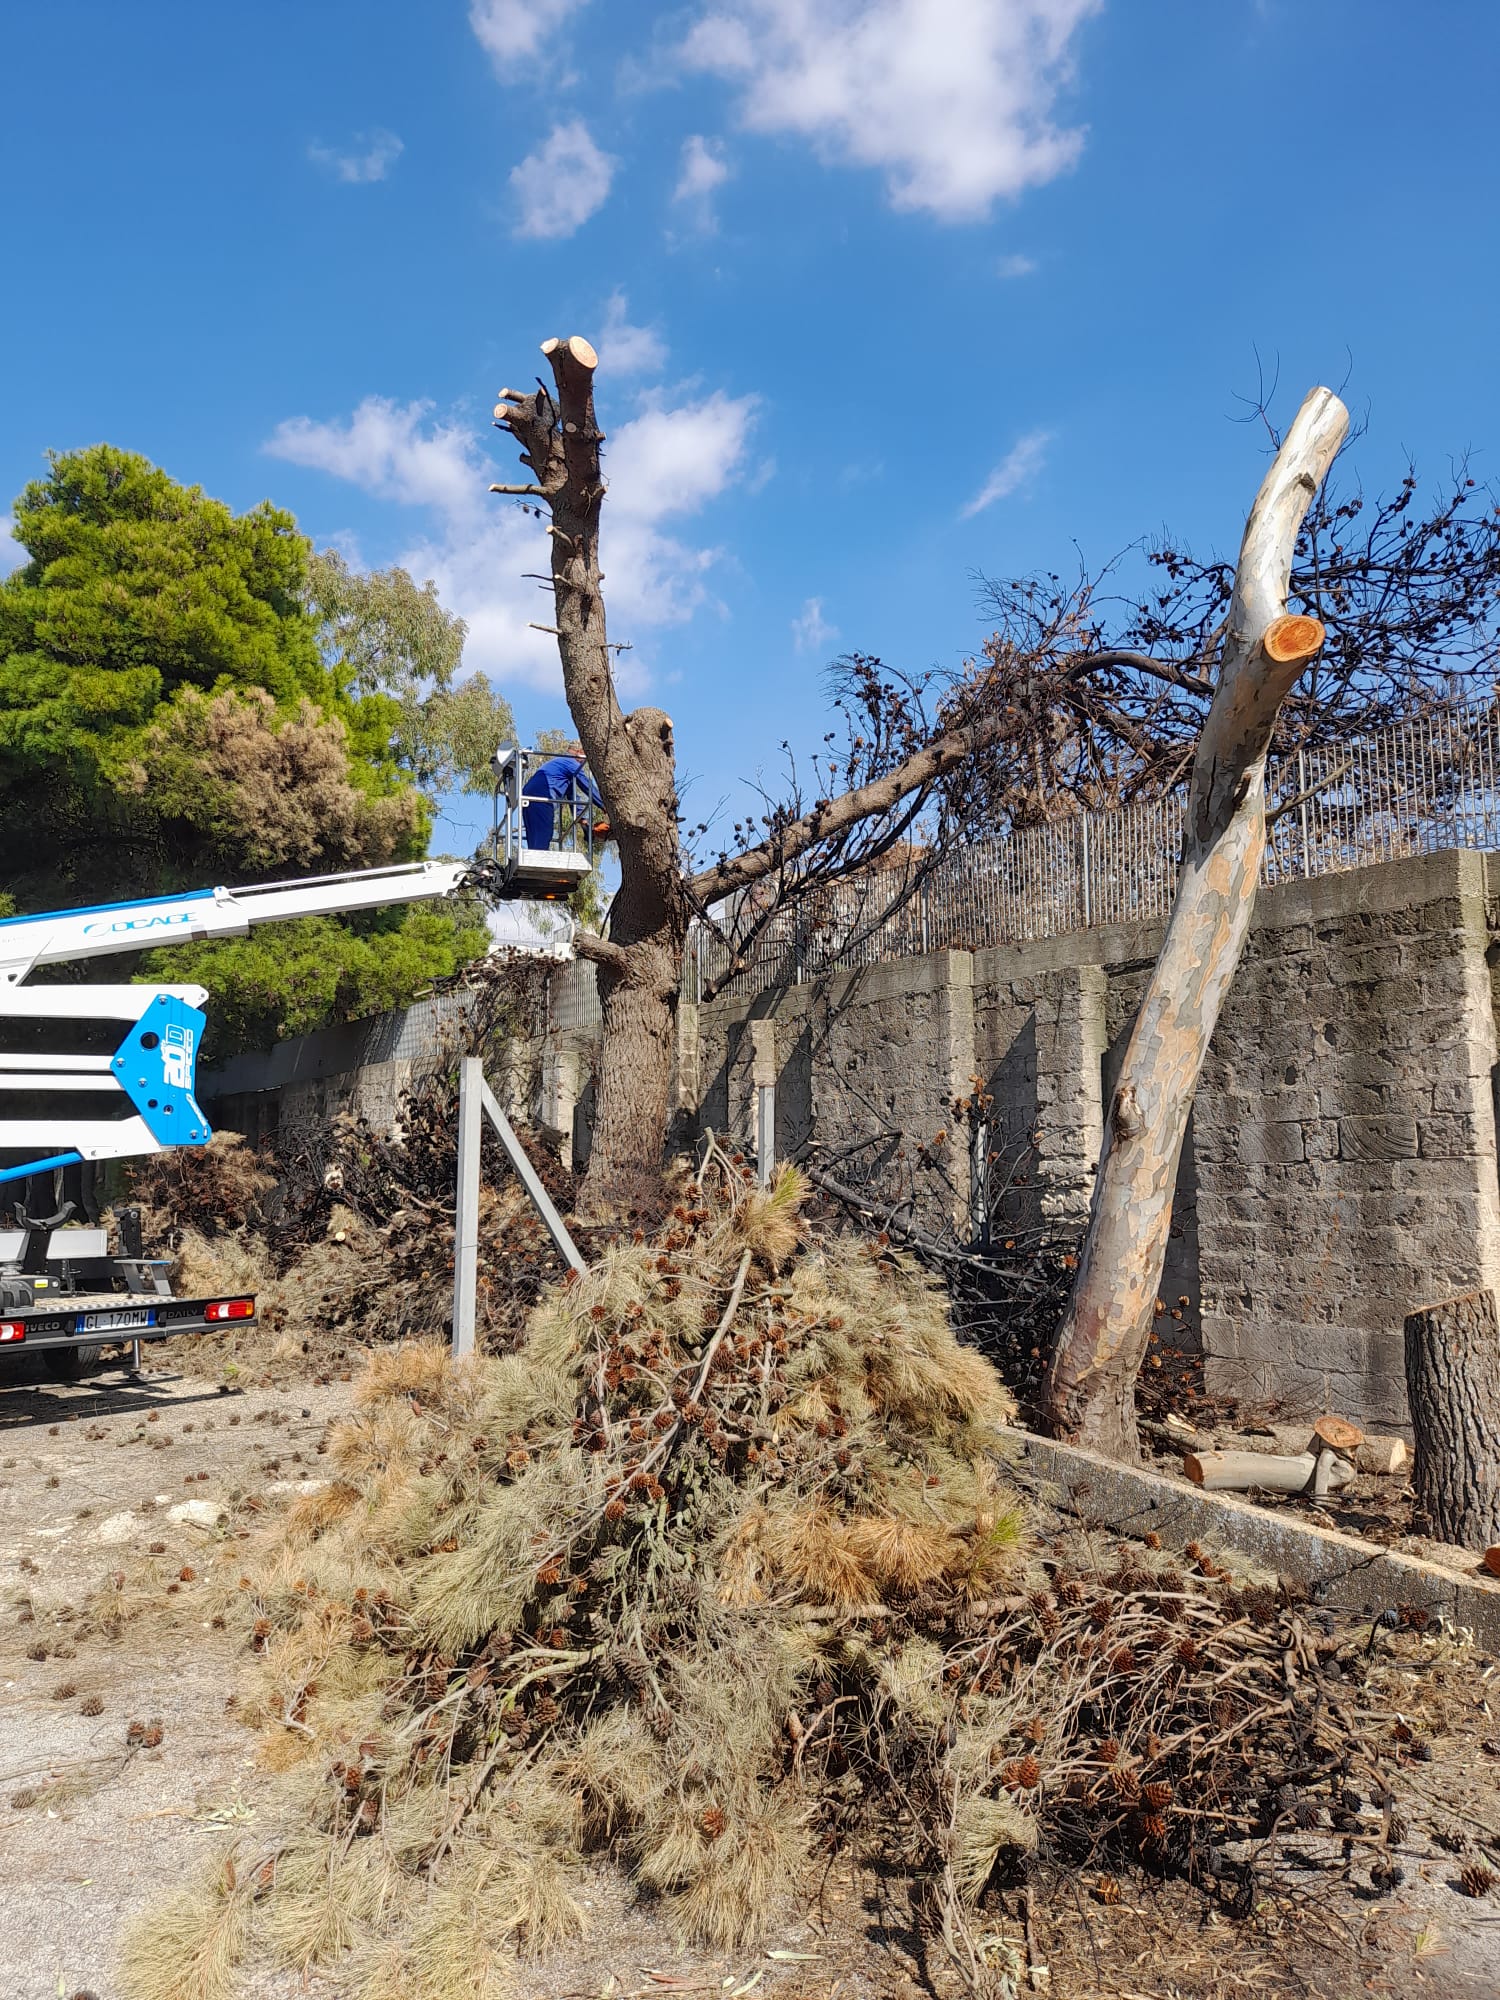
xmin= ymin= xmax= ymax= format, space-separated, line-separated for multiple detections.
xmin=1042 ymin=386 xmax=1349 ymax=1458
xmin=1404 ymin=1289 xmax=1500 ymax=1549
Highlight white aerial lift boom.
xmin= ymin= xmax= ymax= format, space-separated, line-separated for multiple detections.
xmin=0 ymin=859 xmax=477 ymax=1185
xmin=0 ymin=734 xmax=606 ymax=1187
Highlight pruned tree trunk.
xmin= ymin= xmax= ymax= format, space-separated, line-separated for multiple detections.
xmin=493 ymin=339 xmax=688 ymax=1217
xmin=492 ymin=335 xmax=1028 ymax=1215
xmin=1404 ymin=1289 xmax=1500 ymax=1549
xmin=1042 ymin=386 xmax=1349 ymax=1457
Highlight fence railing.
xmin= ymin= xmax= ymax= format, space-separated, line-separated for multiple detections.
xmin=684 ymin=696 xmax=1500 ymax=1003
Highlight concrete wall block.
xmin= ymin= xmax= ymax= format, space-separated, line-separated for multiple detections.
xmin=1302 ymin=1118 xmax=1340 ymax=1160
xmin=1339 ymin=1114 xmax=1419 ymax=1162
xmin=1231 ymin=1120 xmax=1307 ymax=1166
xmin=1418 ymin=1110 xmax=1489 ymax=1160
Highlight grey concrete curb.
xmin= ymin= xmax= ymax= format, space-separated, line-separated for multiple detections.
xmin=1001 ymin=1426 xmax=1500 ymax=1653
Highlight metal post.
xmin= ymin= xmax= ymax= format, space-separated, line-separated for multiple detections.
xmin=1297 ymin=748 xmax=1312 ymax=878
xmin=452 ymin=1057 xmax=482 ymax=1356
xmin=1079 ymin=813 xmax=1092 ymax=928
xmin=478 ymin=1073 xmax=587 ymax=1275
xmin=756 ymin=1081 xmax=775 ymax=1186
xmin=920 ymin=879 xmax=930 ymax=956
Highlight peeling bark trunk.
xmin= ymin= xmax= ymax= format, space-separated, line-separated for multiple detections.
xmin=1042 ymin=387 xmax=1349 ymax=1458
xmin=1404 ymin=1289 xmax=1500 ymax=1549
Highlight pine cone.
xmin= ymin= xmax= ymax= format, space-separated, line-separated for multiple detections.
xmin=1093 ymin=1875 xmax=1121 ymax=1905
xmin=1110 ymin=1768 xmax=1141 ymax=1804
xmin=1143 ymin=1780 xmax=1173 ymax=1809
xmin=1460 ymin=1864 xmax=1496 ymax=1898
xmin=1094 ymin=1738 xmax=1120 ymax=1765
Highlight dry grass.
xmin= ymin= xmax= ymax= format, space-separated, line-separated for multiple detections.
xmin=119 ymin=1859 xmax=253 ymax=2000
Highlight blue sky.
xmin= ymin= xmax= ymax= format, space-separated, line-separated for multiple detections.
xmin=4 ymin=0 xmax=1498 ymax=861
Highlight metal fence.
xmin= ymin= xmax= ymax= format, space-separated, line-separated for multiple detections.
xmin=686 ymin=696 xmax=1500 ymax=1003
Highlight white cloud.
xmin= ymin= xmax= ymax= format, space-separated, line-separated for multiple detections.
xmin=469 ymin=0 xmax=590 ymax=70
xmin=510 ymin=119 xmax=616 ymax=238
xmin=308 ymin=129 xmax=404 ymax=183
xmin=996 ymin=251 xmax=1038 ymax=277
xmin=0 ymin=516 xmax=24 ymax=577
xmin=961 ymin=427 xmax=1051 ymax=516
xmin=598 ymin=291 xmax=667 ymax=377
xmin=602 ymin=390 xmax=760 ymax=632
xmin=673 ymin=134 xmax=731 ymax=230
xmin=680 ymin=0 xmax=1097 ymax=222
xmin=792 ymin=596 xmax=837 ymax=654
xmin=264 ymin=385 xmax=758 ymax=693
xmin=267 ymin=398 xmax=479 ymax=515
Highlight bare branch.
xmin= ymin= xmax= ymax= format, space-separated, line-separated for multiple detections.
xmin=687 ymin=710 xmax=1007 ymax=906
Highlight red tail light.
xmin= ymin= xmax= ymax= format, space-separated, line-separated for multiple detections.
xmin=205 ymin=1298 xmax=254 ymax=1323
xmin=0 ymin=1321 xmax=25 ymax=1342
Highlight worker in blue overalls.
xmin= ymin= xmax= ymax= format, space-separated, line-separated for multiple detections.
xmin=521 ymin=753 xmax=610 ymax=851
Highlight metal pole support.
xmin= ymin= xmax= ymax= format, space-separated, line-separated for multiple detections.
xmin=756 ymin=1081 xmax=775 ymax=1186
xmin=477 ymin=1072 xmax=587 ymax=1277
xmin=452 ymin=1056 xmax=590 ymax=1358
xmin=452 ymin=1057 xmax=483 ymax=1357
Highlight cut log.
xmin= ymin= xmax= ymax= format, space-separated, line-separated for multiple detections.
xmin=1182 ymin=1449 xmax=1355 ymax=1496
xmin=1404 ymin=1289 xmax=1500 ymax=1549
xmin=1484 ymin=1546 xmax=1500 ymax=1579
xmin=1354 ymin=1435 xmax=1410 ymax=1478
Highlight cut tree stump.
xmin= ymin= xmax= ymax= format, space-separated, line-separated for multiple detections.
xmin=1404 ymin=1288 xmax=1500 ymax=1549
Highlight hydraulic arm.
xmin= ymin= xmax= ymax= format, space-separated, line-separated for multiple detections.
xmin=0 ymin=860 xmax=472 ymax=1181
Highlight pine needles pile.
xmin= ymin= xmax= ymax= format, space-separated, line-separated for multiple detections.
xmin=121 ymin=1166 xmax=1437 ymax=2000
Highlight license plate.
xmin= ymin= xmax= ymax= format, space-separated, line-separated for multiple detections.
xmin=78 ymin=1308 xmax=156 ymax=1333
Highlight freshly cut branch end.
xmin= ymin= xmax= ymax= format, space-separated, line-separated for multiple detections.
xmin=542 ymin=334 xmax=598 ymax=370
xmin=1311 ymin=1414 xmax=1363 ymax=1456
xmin=1262 ymin=612 xmax=1326 ymax=667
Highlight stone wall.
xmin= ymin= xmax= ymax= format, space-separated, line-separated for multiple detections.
xmin=686 ymin=848 xmax=1500 ymax=1429
xmin=206 ymin=848 xmax=1500 ymax=1432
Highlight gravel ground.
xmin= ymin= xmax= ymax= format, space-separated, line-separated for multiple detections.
xmin=4 ymin=1346 xmax=1500 ymax=2000
xmin=0 ymin=1350 xmax=348 ymax=2000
